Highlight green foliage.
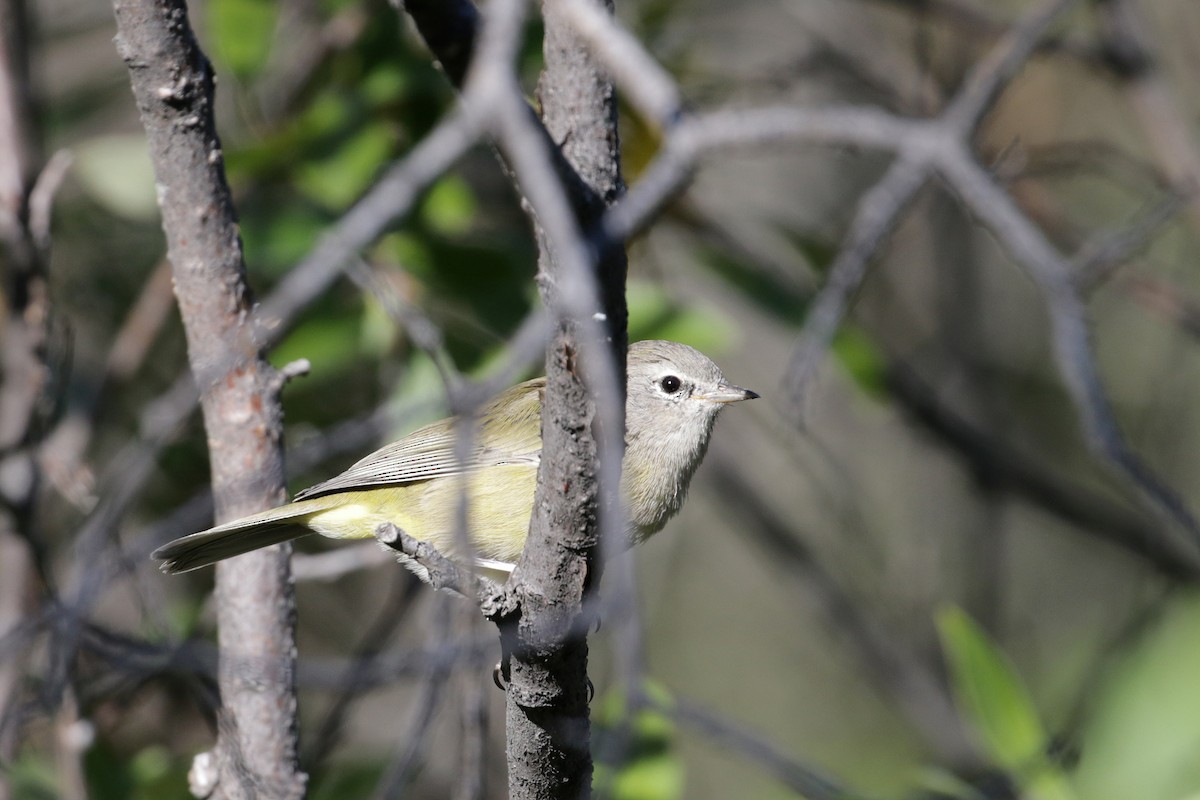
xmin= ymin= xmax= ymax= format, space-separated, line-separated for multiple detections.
xmin=421 ymin=175 xmax=478 ymax=236
xmin=6 ymin=752 xmax=59 ymax=800
xmin=294 ymin=122 xmax=397 ymax=211
xmin=628 ymin=281 xmax=735 ymax=354
xmin=206 ymin=0 xmax=276 ymax=79
xmin=310 ymin=760 xmax=387 ymax=799
xmin=937 ymin=606 xmax=1075 ymax=800
xmin=84 ymin=742 xmax=193 ymax=800
xmin=1072 ymin=593 xmax=1200 ymax=800
xmin=831 ymin=326 xmax=887 ymax=398
xmin=594 ymin=682 xmax=685 ymax=800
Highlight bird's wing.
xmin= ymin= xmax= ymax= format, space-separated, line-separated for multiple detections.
xmin=294 ymin=378 xmax=545 ymax=500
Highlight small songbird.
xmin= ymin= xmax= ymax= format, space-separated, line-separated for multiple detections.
xmin=153 ymin=340 xmax=758 ymax=579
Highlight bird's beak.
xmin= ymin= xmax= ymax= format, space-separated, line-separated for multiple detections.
xmin=696 ymin=382 xmax=760 ymax=404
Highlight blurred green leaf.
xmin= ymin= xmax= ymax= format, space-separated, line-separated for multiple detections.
xmin=207 ymin=0 xmax=276 ymax=79
xmin=628 ymin=282 xmax=735 ymax=354
xmin=361 ymin=63 xmax=413 ymax=107
xmin=270 ymin=305 xmax=367 ymax=374
xmin=774 ymin=223 xmax=837 ymax=275
xmin=310 ymin=761 xmax=386 ymax=800
xmin=594 ymin=681 xmax=685 ymax=800
xmin=420 ymin=175 xmax=477 ymax=236
xmin=294 ymin=123 xmax=395 ymax=210
xmin=73 ymin=135 xmax=159 ymax=222
xmin=832 ymin=326 xmax=887 ymax=398
xmin=8 ymin=752 xmax=58 ymax=800
xmin=938 ymin=606 xmax=1075 ymax=800
xmin=379 ymin=232 xmax=434 ymax=274
xmin=94 ymin=743 xmax=195 ymax=800
xmin=240 ymin=203 xmax=324 ymax=277
xmin=1072 ymin=594 xmax=1200 ymax=800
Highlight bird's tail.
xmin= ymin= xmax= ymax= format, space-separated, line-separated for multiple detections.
xmin=152 ymin=497 xmax=340 ymax=574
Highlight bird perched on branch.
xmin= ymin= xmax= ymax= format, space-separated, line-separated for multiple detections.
xmin=153 ymin=339 xmax=758 ymax=580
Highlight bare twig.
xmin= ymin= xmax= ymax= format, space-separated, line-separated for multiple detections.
xmin=553 ymin=0 xmax=683 ymax=129
xmin=886 ymin=362 xmax=1200 ymax=580
xmin=706 ymin=449 xmax=978 ymax=765
xmin=257 ymin=107 xmax=481 ymax=338
xmin=785 ymin=156 xmax=930 ymax=409
xmin=938 ymin=147 xmax=1200 ymax=543
xmin=1073 ymin=192 xmax=1189 ymax=292
xmin=665 ymin=695 xmax=851 ymax=800
xmin=1096 ymin=0 xmax=1200 ymax=229
xmin=375 ymin=522 xmax=501 ymax=601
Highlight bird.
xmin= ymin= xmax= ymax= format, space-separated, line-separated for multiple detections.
xmin=152 ymin=340 xmax=758 ymax=580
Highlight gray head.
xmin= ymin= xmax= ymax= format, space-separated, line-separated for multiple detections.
xmin=623 ymin=340 xmax=758 ymax=536
xmin=626 ymin=340 xmax=758 ymax=422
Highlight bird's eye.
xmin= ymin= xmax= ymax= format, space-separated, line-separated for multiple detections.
xmin=659 ymin=375 xmax=682 ymax=394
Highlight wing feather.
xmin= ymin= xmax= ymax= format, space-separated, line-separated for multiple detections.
xmin=294 ymin=377 xmax=544 ymax=500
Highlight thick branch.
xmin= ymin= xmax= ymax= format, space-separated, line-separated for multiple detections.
xmin=111 ymin=2 xmax=305 ymax=798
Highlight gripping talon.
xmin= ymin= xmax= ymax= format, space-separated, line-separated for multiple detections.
xmin=493 ymin=662 xmax=507 ymax=692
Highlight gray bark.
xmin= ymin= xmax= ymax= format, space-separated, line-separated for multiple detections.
xmin=111 ymin=1 xmax=306 ymax=797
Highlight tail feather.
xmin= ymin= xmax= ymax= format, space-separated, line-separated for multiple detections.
xmin=153 ymin=500 xmax=328 ymax=574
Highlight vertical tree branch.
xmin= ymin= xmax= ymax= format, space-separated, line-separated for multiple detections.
xmin=111 ymin=2 xmax=305 ymax=798
xmin=402 ymin=0 xmax=628 ymax=794
xmin=0 ymin=0 xmax=44 ymax=777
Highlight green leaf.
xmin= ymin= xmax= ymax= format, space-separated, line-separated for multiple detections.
xmin=294 ymin=123 xmax=395 ymax=210
xmin=420 ymin=176 xmax=477 ymax=236
xmin=938 ymin=606 xmax=1075 ymax=800
xmin=1072 ymin=593 xmax=1200 ymax=800
xmin=628 ymin=282 xmax=735 ymax=354
xmin=594 ymin=681 xmax=685 ymax=800
xmin=831 ymin=326 xmax=887 ymax=398
xmin=207 ymin=0 xmax=276 ymax=79
xmin=73 ymin=135 xmax=159 ymax=221
xmin=939 ymin=606 xmax=1046 ymax=769
xmin=269 ymin=310 xmax=365 ymax=374
xmin=7 ymin=752 xmax=58 ymax=800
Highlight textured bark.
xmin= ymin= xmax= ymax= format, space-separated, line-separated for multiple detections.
xmin=111 ymin=2 xmax=305 ymax=798
xmin=500 ymin=2 xmax=627 ymax=798
xmin=404 ymin=1 xmax=627 ymax=794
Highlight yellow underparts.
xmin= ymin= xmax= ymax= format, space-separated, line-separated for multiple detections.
xmin=303 ymin=466 xmax=538 ymax=566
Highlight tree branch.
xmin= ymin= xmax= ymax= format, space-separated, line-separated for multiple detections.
xmin=111 ymin=1 xmax=305 ymax=797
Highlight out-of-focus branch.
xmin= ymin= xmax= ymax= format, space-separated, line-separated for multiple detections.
xmin=399 ymin=0 xmax=480 ymax=87
xmin=886 ymin=363 xmax=1200 ymax=580
xmin=111 ymin=2 xmax=305 ymax=798
xmin=1073 ymin=193 xmax=1188 ymax=293
xmin=578 ymin=0 xmax=1200 ymax=553
xmin=785 ymin=156 xmax=930 ymax=407
xmin=1095 ymin=0 xmax=1200 ymax=230
xmin=257 ymin=108 xmax=480 ymax=339
xmin=0 ymin=0 xmax=52 ymax=775
xmin=937 ymin=146 xmax=1200 ymax=545
xmin=665 ymin=695 xmax=849 ymax=800
xmin=705 ymin=449 xmax=979 ymax=766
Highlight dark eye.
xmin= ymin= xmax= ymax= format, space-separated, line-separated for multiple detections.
xmin=659 ymin=375 xmax=682 ymax=394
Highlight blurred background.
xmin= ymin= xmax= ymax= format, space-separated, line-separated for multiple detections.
xmin=5 ymin=0 xmax=1200 ymax=798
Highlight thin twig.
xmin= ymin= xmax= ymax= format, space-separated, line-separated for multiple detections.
xmin=375 ymin=522 xmax=501 ymax=602
xmin=785 ymin=156 xmax=930 ymax=410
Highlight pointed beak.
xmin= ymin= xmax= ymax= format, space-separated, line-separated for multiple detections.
xmin=696 ymin=382 xmax=760 ymax=404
